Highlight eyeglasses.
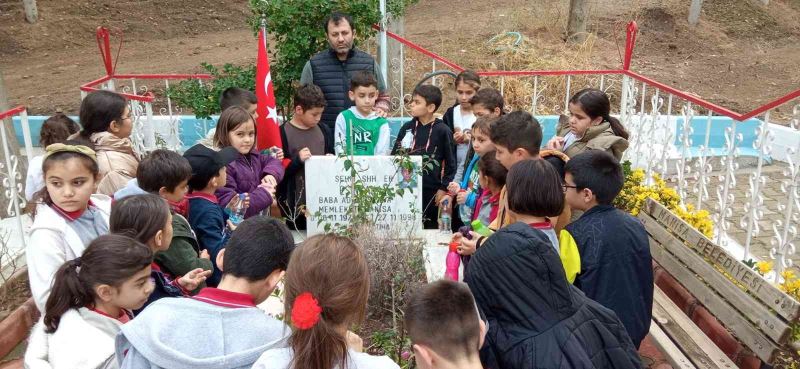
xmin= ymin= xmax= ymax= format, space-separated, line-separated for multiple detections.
xmin=562 ymin=184 xmax=578 ymax=192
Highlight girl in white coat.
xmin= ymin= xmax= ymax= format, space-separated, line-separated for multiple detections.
xmin=24 ymin=234 xmax=154 ymax=369
xmin=26 ymin=143 xmax=112 ymax=311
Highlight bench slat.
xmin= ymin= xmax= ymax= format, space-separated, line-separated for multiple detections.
xmin=643 ymin=199 xmax=800 ymax=321
xmin=652 ymin=287 xmax=735 ymax=369
xmin=648 ymin=319 xmax=698 ymax=369
xmin=649 ymin=236 xmax=779 ymax=363
xmin=640 ymin=213 xmax=790 ymax=344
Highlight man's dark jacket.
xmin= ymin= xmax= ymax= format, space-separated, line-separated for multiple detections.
xmin=465 ymin=222 xmax=643 ymax=369
xmin=308 ymin=48 xmax=376 ymax=131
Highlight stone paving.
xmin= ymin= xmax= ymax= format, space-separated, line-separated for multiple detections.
xmin=675 ymin=160 xmax=799 ymax=274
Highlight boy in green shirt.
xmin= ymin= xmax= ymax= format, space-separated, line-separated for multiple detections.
xmin=334 ymin=71 xmax=391 ymax=156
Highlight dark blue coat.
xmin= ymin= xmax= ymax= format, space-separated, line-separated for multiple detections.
xmin=466 ymin=222 xmax=642 ymax=369
xmin=187 ymin=195 xmax=229 ymax=287
xmin=567 ymin=204 xmax=654 ymax=349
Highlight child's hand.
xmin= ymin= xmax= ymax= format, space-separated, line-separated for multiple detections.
xmin=458 ymin=232 xmax=479 ymax=255
xmin=453 ymin=130 xmax=465 ymax=144
xmin=178 ymin=268 xmax=212 ymax=291
xmin=447 ymin=182 xmax=460 ymax=194
xmin=373 ymin=107 xmax=389 ymax=118
xmin=546 ymin=136 xmax=565 ymax=151
xmin=299 ymin=148 xmax=312 ymax=162
xmin=436 ymin=190 xmax=452 ymax=211
xmin=199 ymin=249 xmax=210 ymax=260
xmin=346 ymin=331 xmax=364 ymax=352
xmin=274 ymin=148 xmax=284 ymax=160
xmin=456 ymin=190 xmax=468 ymax=205
xmin=261 ymin=175 xmax=278 ymax=188
xmin=259 ymin=182 xmax=276 ymax=197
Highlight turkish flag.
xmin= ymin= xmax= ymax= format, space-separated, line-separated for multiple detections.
xmin=256 ymin=25 xmax=282 ymax=152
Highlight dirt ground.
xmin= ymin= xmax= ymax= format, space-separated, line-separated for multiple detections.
xmin=1 ymin=0 xmax=799 ymax=117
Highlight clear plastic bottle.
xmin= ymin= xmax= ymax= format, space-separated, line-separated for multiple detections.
xmin=458 ymin=190 xmax=473 ymax=223
xmin=439 ymin=199 xmax=451 ymax=233
xmin=229 ymin=193 xmax=247 ymax=226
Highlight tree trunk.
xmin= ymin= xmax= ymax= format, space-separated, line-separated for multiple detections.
xmin=688 ymin=0 xmax=703 ymax=26
xmin=386 ymin=15 xmax=404 ymax=115
xmin=22 ymin=0 xmax=38 ymax=23
xmin=566 ymin=0 xmax=590 ymax=43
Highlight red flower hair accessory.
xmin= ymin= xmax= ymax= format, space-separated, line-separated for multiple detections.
xmin=291 ymin=292 xmax=322 ymax=330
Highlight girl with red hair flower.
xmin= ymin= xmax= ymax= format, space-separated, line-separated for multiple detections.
xmin=252 ymin=234 xmax=400 ymax=369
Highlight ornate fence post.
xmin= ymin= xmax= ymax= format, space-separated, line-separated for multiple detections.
xmin=0 ymin=112 xmax=26 ymax=249
xmin=771 ymin=104 xmax=800 ymax=282
xmin=741 ymin=111 xmax=772 ymax=261
xmin=714 ymin=119 xmax=741 ymax=246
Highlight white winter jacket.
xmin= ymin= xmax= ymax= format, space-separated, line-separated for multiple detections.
xmin=24 ymin=307 xmax=122 ymax=369
xmin=26 ymin=194 xmax=112 ymax=312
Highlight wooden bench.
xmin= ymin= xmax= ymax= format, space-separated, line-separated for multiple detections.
xmin=639 ymin=198 xmax=800 ymax=368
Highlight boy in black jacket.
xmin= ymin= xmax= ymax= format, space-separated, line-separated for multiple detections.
xmin=392 ymin=85 xmax=456 ymax=229
xmin=278 ymin=84 xmax=334 ymax=230
xmin=564 ymin=151 xmax=653 ymax=348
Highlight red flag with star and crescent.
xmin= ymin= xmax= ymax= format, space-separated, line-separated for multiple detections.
xmin=256 ymin=24 xmax=283 ymax=156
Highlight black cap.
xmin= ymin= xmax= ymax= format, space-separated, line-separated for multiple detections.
xmin=183 ymin=144 xmax=239 ymax=180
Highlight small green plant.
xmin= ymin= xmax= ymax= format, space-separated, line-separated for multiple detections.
xmin=314 ymin=146 xmax=432 ymax=236
xmin=369 ymin=328 xmax=414 ymax=368
xmin=167 ymin=63 xmax=256 ymax=119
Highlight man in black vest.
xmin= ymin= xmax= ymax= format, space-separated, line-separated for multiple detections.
xmin=300 ymin=11 xmax=391 ymax=132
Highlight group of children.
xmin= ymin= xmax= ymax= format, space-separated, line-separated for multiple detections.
xmin=20 ymin=66 xmax=654 ymax=368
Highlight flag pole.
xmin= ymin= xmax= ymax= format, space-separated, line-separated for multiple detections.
xmin=260 ymin=16 xmax=267 ymax=46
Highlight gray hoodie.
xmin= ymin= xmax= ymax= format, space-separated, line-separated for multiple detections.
xmin=115 ymin=296 xmax=289 ymax=369
xmin=113 ymin=179 xmax=147 ymax=200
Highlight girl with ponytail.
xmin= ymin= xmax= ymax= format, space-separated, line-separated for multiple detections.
xmin=546 ymin=88 xmax=630 ymax=160
xmin=24 ymin=234 xmax=154 ymax=369
xmin=252 ymin=234 xmax=400 ymax=369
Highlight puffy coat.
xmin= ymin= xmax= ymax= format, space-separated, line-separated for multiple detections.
xmin=556 ymin=116 xmax=628 ymax=161
xmin=216 ymin=151 xmax=284 ymax=218
xmin=465 ymin=222 xmax=642 ymax=369
xmin=89 ymin=132 xmax=140 ymax=195
xmin=304 ymin=48 xmax=377 ymax=132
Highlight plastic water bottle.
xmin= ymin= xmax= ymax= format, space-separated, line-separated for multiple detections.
xmin=439 ymin=199 xmax=451 ymax=233
xmin=458 ymin=190 xmax=473 ymax=223
xmin=470 ymin=219 xmax=494 ymax=237
xmin=229 ymin=193 xmax=247 ymax=226
xmin=445 ymin=241 xmax=461 ymax=281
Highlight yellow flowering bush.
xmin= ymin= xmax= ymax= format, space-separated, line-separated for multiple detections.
xmin=615 ymin=164 xmax=713 ymax=238
xmin=756 ymin=261 xmax=774 ymax=275
xmin=753 ymin=261 xmax=800 ymax=302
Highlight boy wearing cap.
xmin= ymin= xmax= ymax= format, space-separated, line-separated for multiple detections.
xmin=184 ymin=144 xmax=240 ymax=286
